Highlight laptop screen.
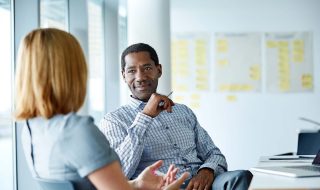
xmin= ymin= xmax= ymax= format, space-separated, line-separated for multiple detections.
xmin=297 ymin=133 xmax=320 ymax=155
xmin=312 ymin=150 xmax=320 ymax=165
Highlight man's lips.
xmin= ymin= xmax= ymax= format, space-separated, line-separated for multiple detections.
xmin=135 ymin=84 xmax=151 ymax=91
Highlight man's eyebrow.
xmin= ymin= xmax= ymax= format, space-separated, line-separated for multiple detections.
xmin=125 ymin=63 xmax=154 ymax=70
xmin=142 ymin=63 xmax=153 ymax=67
xmin=125 ymin=66 xmax=135 ymax=70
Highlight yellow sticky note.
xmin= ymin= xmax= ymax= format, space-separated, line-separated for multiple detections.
xmin=267 ymin=40 xmax=277 ymax=48
xmin=191 ymin=93 xmax=200 ymax=100
xmin=217 ymin=59 xmax=229 ymax=66
xmin=293 ymin=47 xmax=304 ymax=54
xmin=219 ymin=84 xmax=230 ymax=92
xmin=177 ymin=40 xmax=188 ymax=47
xmin=278 ymin=41 xmax=289 ymax=47
xmin=293 ymin=54 xmax=304 ymax=63
xmin=230 ymin=84 xmax=240 ymax=92
xmin=190 ymin=102 xmax=200 ymax=109
xmin=196 ymin=83 xmax=209 ymax=91
xmin=278 ymin=63 xmax=289 ymax=74
xmin=279 ymin=46 xmax=289 ymax=54
xmin=240 ymin=85 xmax=253 ymax=91
xmin=226 ymin=95 xmax=237 ymax=102
xmin=279 ymin=80 xmax=290 ymax=92
xmin=196 ymin=75 xmax=208 ymax=82
xmin=301 ymin=74 xmax=313 ymax=89
xmin=195 ymin=39 xmax=206 ymax=46
xmin=195 ymin=56 xmax=206 ymax=65
xmin=278 ymin=52 xmax=289 ymax=62
xmin=293 ymin=40 xmax=304 ymax=47
xmin=196 ymin=69 xmax=208 ymax=75
xmin=216 ymin=39 xmax=228 ymax=52
xmin=249 ymin=65 xmax=261 ymax=81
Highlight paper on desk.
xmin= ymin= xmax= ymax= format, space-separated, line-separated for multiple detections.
xmin=259 ymin=155 xmax=314 ymax=163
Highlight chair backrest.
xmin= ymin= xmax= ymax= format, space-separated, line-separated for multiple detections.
xmin=34 ymin=177 xmax=75 ymax=190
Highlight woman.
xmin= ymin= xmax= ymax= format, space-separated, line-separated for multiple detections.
xmin=15 ymin=28 xmax=188 ymax=190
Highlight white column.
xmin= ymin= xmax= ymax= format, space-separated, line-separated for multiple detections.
xmin=123 ymin=0 xmax=171 ymax=103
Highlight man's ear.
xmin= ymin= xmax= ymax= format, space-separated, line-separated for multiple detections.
xmin=157 ymin=64 xmax=162 ymax=78
xmin=121 ymin=70 xmax=127 ymax=83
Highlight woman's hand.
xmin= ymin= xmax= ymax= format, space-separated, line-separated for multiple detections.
xmin=133 ymin=160 xmax=165 ymax=190
xmin=133 ymin=160 xmax=189 ymax=190
xmin=164 ymin=172 xmax=190 ymax=190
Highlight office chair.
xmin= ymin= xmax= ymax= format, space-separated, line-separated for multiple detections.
xmin=34 ymin=177 xmax=75 ymax=190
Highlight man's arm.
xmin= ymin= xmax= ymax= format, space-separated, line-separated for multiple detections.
xmin=99 ymin=112 xmax=153 ymax=179
xmin=99 ymin=93 xmax=174 ymax=179
xmin=185 ymin=106 xmax=227 ymax=190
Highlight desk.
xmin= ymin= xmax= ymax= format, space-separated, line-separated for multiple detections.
xmin=249 ymin=157 xmax=320 ymax=189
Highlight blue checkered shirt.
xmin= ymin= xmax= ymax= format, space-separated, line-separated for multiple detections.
xmin=99 ymin=97 xmax=227 ymax=179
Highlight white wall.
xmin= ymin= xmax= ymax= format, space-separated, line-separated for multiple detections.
xmin=171 ymin=0 xmax=320 ymax=170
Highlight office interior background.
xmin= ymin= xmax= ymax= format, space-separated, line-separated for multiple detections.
xmin=0 ymin=0 xmax=319 ymax=189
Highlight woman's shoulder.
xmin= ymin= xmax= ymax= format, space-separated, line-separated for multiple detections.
xmin=65 ymin=113 xmax=94 ymax=127
xmin=61 ymin=113 xmax=100 ymax=137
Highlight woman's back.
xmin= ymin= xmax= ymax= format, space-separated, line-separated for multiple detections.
xmin=21 ymin=113 xmax=119 ymax=190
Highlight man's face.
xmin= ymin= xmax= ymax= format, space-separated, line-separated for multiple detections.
xmin=122 ymin=51 xmax=162 ymax=101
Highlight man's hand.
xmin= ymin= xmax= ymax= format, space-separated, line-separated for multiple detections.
xmin=142 ymin=93 xmax=174 ymax=118
xmin=186 ymin=168 xmax=214 ymax=190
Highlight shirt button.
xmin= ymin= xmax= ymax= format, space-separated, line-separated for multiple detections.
xmin=165 ymin=127 xmax=169 ymax=129
xmin=174 ymin=143 xmax=177 ymax=146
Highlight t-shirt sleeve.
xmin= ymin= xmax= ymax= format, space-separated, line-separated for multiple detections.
xmin=59 ymin=115 xmax=119 ymax=178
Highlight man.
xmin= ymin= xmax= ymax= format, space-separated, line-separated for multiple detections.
xmin=99 ymin=43 xmax=252 ymax=189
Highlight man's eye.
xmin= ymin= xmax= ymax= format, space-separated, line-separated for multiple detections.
xmin=127 ymin=70 xmax=135 ymax=73
xmin=145 ymin=67 xmax=152 ymax=71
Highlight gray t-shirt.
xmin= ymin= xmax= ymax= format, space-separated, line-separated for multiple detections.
xmin=21 ymin=112 xmax=119 ymax=190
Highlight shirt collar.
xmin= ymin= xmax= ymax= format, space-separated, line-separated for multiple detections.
xmin=128 ymin=96 xmax=147 ymax=110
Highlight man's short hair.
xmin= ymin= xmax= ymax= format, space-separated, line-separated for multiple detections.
xmin=121 ymin=43 xmax=159 ymax=71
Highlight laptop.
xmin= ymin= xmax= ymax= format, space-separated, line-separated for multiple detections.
xmin=251 ymin=150 xmax=320 ymax=177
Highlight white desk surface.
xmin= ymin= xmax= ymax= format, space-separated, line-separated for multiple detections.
xmin=249 ymin=157 xmax=320 ymax=189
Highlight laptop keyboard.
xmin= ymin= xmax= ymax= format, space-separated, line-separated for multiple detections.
xmin=285 ymin=165 xmax=320 ymax=172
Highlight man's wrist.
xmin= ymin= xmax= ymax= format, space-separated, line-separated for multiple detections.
xmin=198 ymin=167 xmax=215 ymax=177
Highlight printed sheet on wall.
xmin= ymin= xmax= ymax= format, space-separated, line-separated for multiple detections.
xmin=214 ymin=33 xmax=262 ymax=93
xmin=265 ymin=32 xmax=313 ymax=93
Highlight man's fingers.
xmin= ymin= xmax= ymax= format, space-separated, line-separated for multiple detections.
xmin=198 ymin=183 xmax=205 ymax=190
xmin=163 ymin=99 xmax=173 ymax=113
xmin=192 ymin=181 xmax=200 ymax=190
xmin=185 ymin=179 xmax=194 ymax=190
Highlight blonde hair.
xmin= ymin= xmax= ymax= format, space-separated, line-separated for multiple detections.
xmin=15 ymin=28 xmax=87 ymax=120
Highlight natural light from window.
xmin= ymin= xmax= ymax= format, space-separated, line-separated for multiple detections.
xmin=0 ymin=2 xmax=13 ymax=190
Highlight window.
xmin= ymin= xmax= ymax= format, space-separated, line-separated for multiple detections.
xmin=40 ymin=0 xmax=69 ymax=30
xmin=88 ymin=0 xmax=105 ymax=123
xmin=0 ymin=0 xmax=13 ymax=189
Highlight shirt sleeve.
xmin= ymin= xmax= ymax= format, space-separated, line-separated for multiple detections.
xmin=59 ymin=116 xmax=119 ymax=178
xmin=185 ymin=106 xmax=228 ymax=176
xmin=99 ymin=112 xmax=153 ymax=179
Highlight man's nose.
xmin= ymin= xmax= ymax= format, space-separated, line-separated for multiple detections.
xmin=135 ymin=69 xmax=147 ymax=82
